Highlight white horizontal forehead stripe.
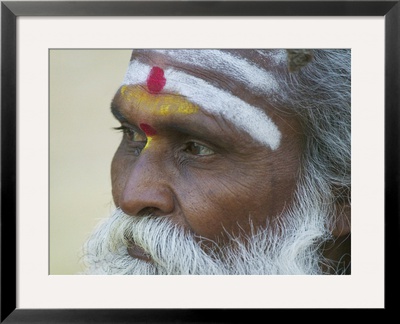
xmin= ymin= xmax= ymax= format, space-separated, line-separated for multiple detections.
xmin=122 ymin=60 xmax=151 ymax=85
xmin=152 ymin=49 xmax=281 ymax=96
xmin=122 ymin=61 xmax=281 ymax=150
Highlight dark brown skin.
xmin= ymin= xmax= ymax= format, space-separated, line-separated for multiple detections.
xmin=110 ymin=50 xmax=350 ymax=271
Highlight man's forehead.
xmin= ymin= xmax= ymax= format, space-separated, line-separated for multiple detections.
xmin=130 ymin=49 xmax=287 ymax=96
xmin=130 ymin=49 xmax=287 ymax=66
xmin=120 ymin=50 xmax=284 ymax=150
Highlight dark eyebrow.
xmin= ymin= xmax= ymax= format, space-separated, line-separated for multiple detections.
xmin=167 ymin=122 xmax=233 ymax=150
xmin=110 ymin=101 xmax=128 ymax=124
xmin=168 ymin=123 xmax=212 ymax=141
xmin=110 ymin=100 xmax=144 ymax=135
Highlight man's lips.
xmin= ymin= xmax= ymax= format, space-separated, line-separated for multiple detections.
xmin=127 ymin=243 xmax=153 ymax=263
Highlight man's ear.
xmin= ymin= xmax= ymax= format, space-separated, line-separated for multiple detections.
xmin=331 ymin=202 xmax=351 ymax=237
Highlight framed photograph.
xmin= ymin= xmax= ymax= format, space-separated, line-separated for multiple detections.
xmin=1 ymin=1 xmax=398 ymax=322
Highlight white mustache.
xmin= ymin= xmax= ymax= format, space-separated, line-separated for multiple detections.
xmin=84 ymin=209 xmax=223 ymax=274
xmin=83 ymin=180 xmax=334 ymax=275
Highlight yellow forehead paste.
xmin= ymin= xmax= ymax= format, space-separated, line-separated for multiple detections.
xmin=120 ymin=85 xmax=199 ymax=116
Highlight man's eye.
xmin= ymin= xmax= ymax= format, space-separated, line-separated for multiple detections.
xmin=116 ymin=126 xmax=146 ymax=142
xmin=185 ymin=142 xmax=215 ymax=156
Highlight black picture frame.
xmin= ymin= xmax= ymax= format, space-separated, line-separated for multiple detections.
xmin=1 ymin=1 xmax=399 ymax=322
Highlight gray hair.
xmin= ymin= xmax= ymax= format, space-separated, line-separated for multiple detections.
xmin=277 ymin=49 xmax=351 ymax=209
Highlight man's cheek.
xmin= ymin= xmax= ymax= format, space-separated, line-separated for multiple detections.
xmin=177 ymin=181 xmax=242 ymax=237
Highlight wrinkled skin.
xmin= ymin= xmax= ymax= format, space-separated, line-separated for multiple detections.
xmin=109 ymin=50 xmax=349 ymax=268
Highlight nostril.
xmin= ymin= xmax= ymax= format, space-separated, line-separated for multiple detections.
xmin=136 ymin=207 xmax=159 ymax=217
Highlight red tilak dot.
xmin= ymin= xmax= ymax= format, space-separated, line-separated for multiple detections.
xmin=146 ymin=66 xmax=166 ymax=94
xmin=139 ymin=123 xmax=157 ymax=136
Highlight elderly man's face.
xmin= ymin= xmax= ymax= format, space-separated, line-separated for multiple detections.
xmin=109 ymin=50 xmax=304 ymax=261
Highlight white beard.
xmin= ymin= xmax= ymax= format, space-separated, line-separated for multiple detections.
xmin=81 ymin=183 xmax=336 ymax=275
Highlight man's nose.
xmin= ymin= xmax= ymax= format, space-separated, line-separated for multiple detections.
xmin=118 ymin=153 xmax=175 ymax=217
